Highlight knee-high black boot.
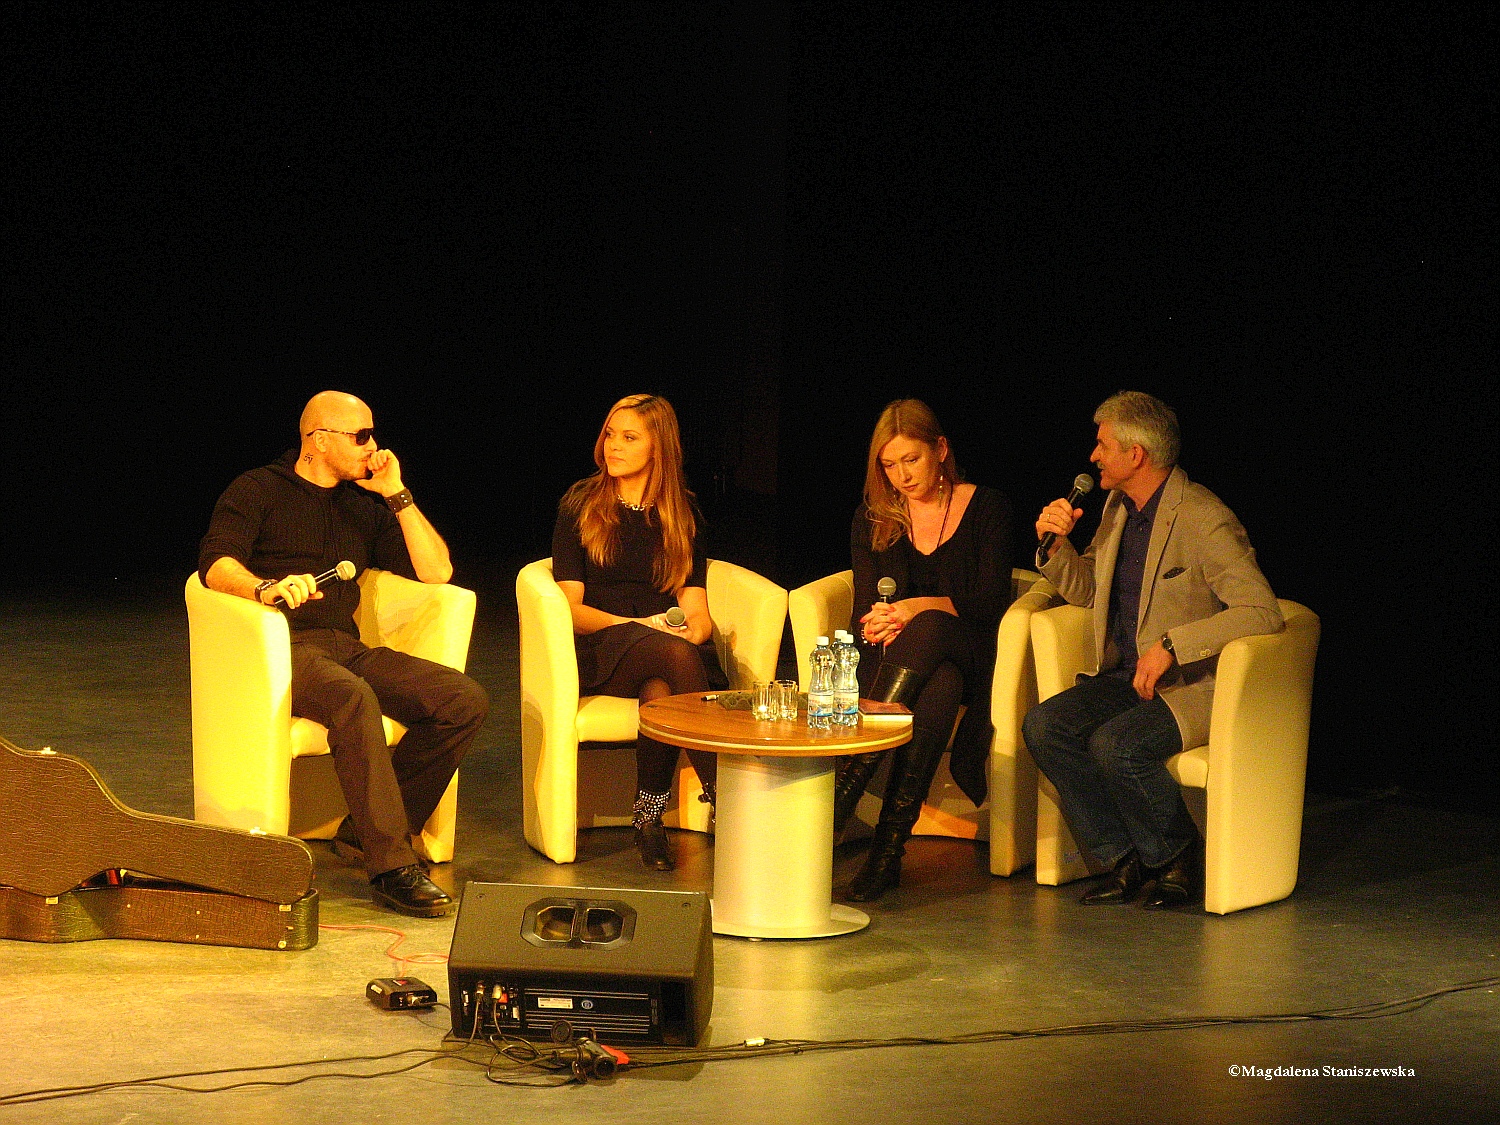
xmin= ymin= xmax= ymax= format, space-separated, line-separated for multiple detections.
xmin=846 ymin=723 xmax=948 ymax=902
xmin=833 ymin=663 xmax=924 ymax=835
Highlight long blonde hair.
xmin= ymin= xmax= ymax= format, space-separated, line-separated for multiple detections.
xmin=561 ymin=394 xmax=697 ymax=591
xmin=862 ymin=399 xmax=962 ymax=553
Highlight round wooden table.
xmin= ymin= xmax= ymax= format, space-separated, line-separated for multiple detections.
xmin=637 ymin=693 xmax=912 ymax=939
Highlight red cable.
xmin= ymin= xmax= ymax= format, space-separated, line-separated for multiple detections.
xmin=318 ymin=924 xmax=449 ymax=974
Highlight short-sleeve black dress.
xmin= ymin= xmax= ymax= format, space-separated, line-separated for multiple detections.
xmin=551 ymin=503 xmax=727 ymax=692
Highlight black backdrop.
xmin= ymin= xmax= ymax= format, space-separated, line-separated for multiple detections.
xmin=4 ymin=3 xmax=1493 ymax=809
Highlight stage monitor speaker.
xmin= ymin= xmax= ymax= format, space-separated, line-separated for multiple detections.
xmin=448 ymin=882 xmax=713 ymax=1046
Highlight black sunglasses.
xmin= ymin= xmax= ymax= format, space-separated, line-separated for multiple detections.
xmin=308 ymin=428 xmax=376 ymax=445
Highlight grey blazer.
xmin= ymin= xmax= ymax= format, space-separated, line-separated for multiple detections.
xmin=1040 ymin=466 xmax=1283 ymax=748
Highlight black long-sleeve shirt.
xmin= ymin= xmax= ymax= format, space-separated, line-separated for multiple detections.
xmin=198 ymin=451 xmax=417 ymax=635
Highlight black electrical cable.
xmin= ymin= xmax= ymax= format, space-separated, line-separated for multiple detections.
xmin=620 ymin=976 xmax=1500 ymax=1071
xmin=0 ymin=1046 xmax=466 ymax=1106
xmin=462 ymin=989 xmax=602 ymax=1087
xmin=2 ymin=976 xmax=1493 ymax=1104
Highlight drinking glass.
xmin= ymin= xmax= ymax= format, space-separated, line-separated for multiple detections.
xmin=751 ymin=681 xmax=775 ymax=720
xmin=774 ymin=680 xmax=800 ymax=722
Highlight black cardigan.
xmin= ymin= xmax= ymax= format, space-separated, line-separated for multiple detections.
xmin=850 ymin=484 xmax=1014 ymax=802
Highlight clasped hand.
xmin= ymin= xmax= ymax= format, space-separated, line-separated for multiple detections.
xmin=860 ymin=601 xmax=908 ymax=646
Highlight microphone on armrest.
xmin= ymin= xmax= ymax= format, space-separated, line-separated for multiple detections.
xmin=268 ymin=561 xmax=356 ymax=606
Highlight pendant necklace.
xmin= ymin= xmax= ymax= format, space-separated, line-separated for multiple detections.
xmin=936 ymin=476 xmax=952 ymax=546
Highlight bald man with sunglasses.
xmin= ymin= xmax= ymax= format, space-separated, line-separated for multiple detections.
xmin=199 ymin=391 xmax=488 ymax=917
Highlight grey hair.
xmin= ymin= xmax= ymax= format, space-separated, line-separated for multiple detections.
xmin=1093 ymin=391 xmax=1180 ymax=469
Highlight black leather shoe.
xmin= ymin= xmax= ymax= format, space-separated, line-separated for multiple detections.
xmin=371 ymin=864 xmax=454 ymax=917
xmin=1080 ymin=850 xmax=1144 ymax=905
xmin=635 ymin=821 xmax=675 ymax=872
xmin=846 ymin=833 xmax=904 ymax=902
xmin=1143 ymin=840 xmax=1202 ymax=910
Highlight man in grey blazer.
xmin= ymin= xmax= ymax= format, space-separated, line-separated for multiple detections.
xmin=1023 ymin=392 xmax=1282 ymax=909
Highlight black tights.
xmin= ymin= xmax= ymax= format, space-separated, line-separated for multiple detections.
xmin=860 ymin=610 xmax=973 ymax=743
xmin=594 ymin=631 xmax=718 ymax=796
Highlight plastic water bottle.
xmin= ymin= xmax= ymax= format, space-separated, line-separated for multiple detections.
xmin=807 ymin=636 xmax=834 ymax=730
xmin=833 ymin=630 xmax=860 ymax=727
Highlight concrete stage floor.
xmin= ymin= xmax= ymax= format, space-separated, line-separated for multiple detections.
xmin=1 ymin=576 xmax=1495 ymax=1124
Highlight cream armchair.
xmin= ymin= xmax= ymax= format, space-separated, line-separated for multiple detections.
xmin=1030 ymin=599 xmax=1320 ymax=914
xmin=786 ymin=568 xmax=1059 ymax=876
xmin=185 ymin=569 xmax=475 ymax=863
xmin=517 ymin=558 xmax=787 ymax=864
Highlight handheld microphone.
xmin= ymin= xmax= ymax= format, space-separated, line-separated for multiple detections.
xmin=317 ymin=560 xmax=358 ymax=585
xmin=270 ymin=561 xmax=356 ymax=606
xmin=869 ymin=577 xmax=898 ymax=662
xmin=664 ymin=606 xmax=687 ymax=628
xmin=1036 ymin=474 xmax=1095 ymax=567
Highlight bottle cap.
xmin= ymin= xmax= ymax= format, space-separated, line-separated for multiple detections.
xmin=816 ymin=636 xmax=829 ymax=646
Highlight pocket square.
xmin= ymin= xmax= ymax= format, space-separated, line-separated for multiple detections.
xmin=1162 ymin=566 xmax=1186 ymax=579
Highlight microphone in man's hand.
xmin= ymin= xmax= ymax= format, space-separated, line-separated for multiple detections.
xmin=319 ymin=560 xmax=358 ymax=585
xmin=664 ymin=607 xmax=687 ymax=628
xmin=1036 ymin=474 xmax=1096 ymax=566
xmin=270 ymin=561 xmax=356 ymax=606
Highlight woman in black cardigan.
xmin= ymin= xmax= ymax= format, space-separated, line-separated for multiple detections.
xmin=840 ymin=399 xmax=1013 ymax=901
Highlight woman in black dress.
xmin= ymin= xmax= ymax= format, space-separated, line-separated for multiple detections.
xmin=552 ymin=394 xmax=724 ymax=871
xmin=839 ymin=399 xmax=1014 ymax=901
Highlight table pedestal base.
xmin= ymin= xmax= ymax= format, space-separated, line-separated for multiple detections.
xmin=711 ymin=754 xmax=869 ymax=939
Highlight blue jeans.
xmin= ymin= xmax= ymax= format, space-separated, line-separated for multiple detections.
xmin=1022 ymin=673 xmax=1194 ymax=870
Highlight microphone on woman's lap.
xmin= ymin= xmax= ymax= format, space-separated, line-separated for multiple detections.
xmin=871 ymin=577 xmax=897 ymax=666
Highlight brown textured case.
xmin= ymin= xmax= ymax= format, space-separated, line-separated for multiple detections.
xmin=1 ymin=735 xmax=318 ymax=951
xmin=0 ymin=883 xmax=318 ymax=950
xmin=0 ymin=735 xmax=314 ymax=903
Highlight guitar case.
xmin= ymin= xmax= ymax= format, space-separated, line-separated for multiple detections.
xmin=1 ymin=735 xmax=317 ymax=951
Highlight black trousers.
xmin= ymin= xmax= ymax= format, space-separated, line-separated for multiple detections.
xmin=290 ymin=629 xmax=489 ymax=877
